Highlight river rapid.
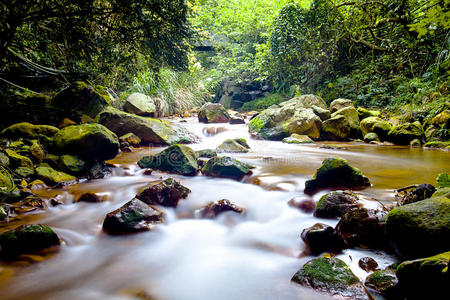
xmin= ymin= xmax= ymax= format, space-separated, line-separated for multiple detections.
xmin=0 ymin=117 xmax=448 ymax=300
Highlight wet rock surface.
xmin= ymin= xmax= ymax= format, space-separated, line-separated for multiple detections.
xmin=201 ymin=156 xmax=253 ymax=180
xmin=198 ymin=199 xmax=244 ymax=218
xmin=136 ymin=178 xmax=191 ymax=207
xmin=314 ymin=190 xmax=360 ymax=219
xmin=301 ymin=223 xmax=345 ymax=254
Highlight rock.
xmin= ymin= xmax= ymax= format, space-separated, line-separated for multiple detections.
xmin=198 ymin=199 xmax=244 ymax=218
xmin=357 ymin=107 xmax=380 ymax=119
xmin=431 ymin=110 xmax=450 ymax=129
xmin=196 ymin=149 xmax=217 ymax=158
xmin=288 ymin=197 xmax=316 ymax=213
xmin=201 ymin=156 xmax=253 ymax=180
xmin=336 ymin=207 xmax=388 ymax=249
xmin=102 ymin=198 xmax=163 ymax=235
xmin=43 ymin=154 xmax=59 ymax=168
xmin=0 ymin=224 xmax=60 ymax=257
xmin=321 ymin=115 xmax=351 ymax=140
xmin=198 ymin=103 xmax=231 ymax=123
xmin=58 ymin=155 xmax=87 ymax=175
xmin=329 ymin=98 xmax=354 ymax=113
xmin=229 ymin=117 xmax=245 ymax=124
xmin=410 ymin=138 xmax=421 ymax=147
xmin=216 ymin=139 xmax=249 ymax=153
xmin=119 ymin=133 xmax=141 ymax=146
xmin=365 ymin=269 xmax=399 ymax=298
xmin=301 ymin=223 xmax=345 ymax=254
xmin=76 ymin=193 xmax=102 ymax=203
xmin=123 ymin=93 xmax=156 ymax=116
xmin=285 ymin=94 xmax=327 ymax=109
xmin=35 ymin=166 xmax=76 ymax=185
xmin=233 ymin=138 xmax=250 ymax=149
xmin=360 ymin=117 xmax=392 ymax=141
xmin=97 ymin=107 xmax=196 ymax=145
xmin=311 ymin=105 xmax=331 ymax=121
xmin=432 ymin=187 xmax=450 ymax=199
xmin=385 ymin=197 xmax=450 ymax=259
xmin=282 ymin=134 xmax=314 ymax=144
xmin=305 ymin=158 xmax=370 ymax=195
xmin=281 ymin=108 xmax=322 ymax=139
xmin=358 ymin=257 xmax=378 ymax=272
xmin=29 ymin=140 xmax=45 ymax=162
xmin=1 ymin=122 xmax=60 ymax=140
xmin=136 ymin=178 xmax=191 ymax=207
xmin=423 ymin=141 xmax=450 ymax=148
xmin=15 ymin=166 xmax=34 ymax=178
xmin=291 ymin=257 xmax=368 ymax=299
xmin=59 ymin=118 xmax=77 ymax=128
xmin=53 ymin=123 xmax=119 ymax=161
xmin=388 ymin=121 xmax=423 ymax=145
xmin=4 ymin=149 xmax=33 ymax=169
xmin=363 ymin=132 xmax=379 ymax=143
xmin=397 ymin=251 xmax=449 ymax=300
xmin=51 ymin=81 xmax=111 ymax=121
xmin=400 ymin=183 xmax=436 ymax=205
xmin=88 ymin=161 xmax=111 ymax=179
xmin=314 ymin=191 xmax=360 ymax=219
xmin=0 ymin=152 xmax=10 ymax=167
xmin=28 ymin=179 xmax=47 ymax=190
xmin=436 ymin=173 xmax=450 ymax=188
xmin=331 ymin=106 xmax=360 ymax=138
xmin=138 ymin=144 xmax=198 ymax=176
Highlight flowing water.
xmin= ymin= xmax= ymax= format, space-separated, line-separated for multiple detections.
xmin=0 ymin=118 xmax=448 ymax=300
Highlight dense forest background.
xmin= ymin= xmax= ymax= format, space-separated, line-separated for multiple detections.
xmin=1 ymin=0 xmax=449 ymax=118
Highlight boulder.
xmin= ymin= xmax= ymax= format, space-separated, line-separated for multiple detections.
xmin=123 ymin=93 xmax=156 ymax=116
xmin=136 ymin=178 xmax=191 ymax=207
xmin=396 ymin=251 xmax=449 ymax=300
xmin=196 ymin=149 xmax=217 ymax=158
xmin=0 ymin=224 xmax=60 ymax=257
xmin=331 ymin=106 xmax=360 ymax=137
xmin=314 ymin=191 xmax=360 ymax=219
xmin=282 ymin=134 xmax=314 ymax=144
xmin=201 ymin=156 xmax=253 ymax=180
xmin=329 ymin=98 xmax=354 ymax=113
xmin=51 ymin=81 xmax=111 ymax=121
xmin=198 ymin=199 xmax=245 ymax=218
xmin=360 ymin=117 xmax=392 ymax=141
xmin=35 ymin=166 xmax=76 ymax=185
xmin=137 ymin=144 xmax=198 ymax=176
xmin=358 ymin=257 xmax=378 ymax=272
xmin=229 ymin=117 xmax=245 ymax=124
xmin=423 ymin=141 xmax=450 ymax=149
xmin=5 ymin=149 xmax=33 ymax=169
xmin=364 ymin=132 xmax=379 ymax=143
xmin=30 ymin=140 xmax=45 ymax=162
xmin=301 ymin=223 xmax=345 ymax=254
xmin=198 ymin=103 xmax=231 ymax=123
xmin=357 ymin=107 xmax=380 ymax=119
xmin=365 ymin=269 xmax=399 ymax=298
xmin=1 ymin=122 xmax=60 ymax=140
xmin=335 ymin=207 xmax=388 ymax=249
xmin=385 ymin=197 xmax=450 ymax=259
xmin=285 ymin=94 xmax=327 ymax=109
xmin=311 ymin=105 xmax=330 ymax=121
xmin=410 ymin=138 xmax=421 ymax=147
xmin=97 ymin=107 xmax=195 ymax=145
xmin=102 ymin=198 xmax=163 ymax=235
xmin=58 ymin=155 xmax=87 ymax=175
xmin=15 ymin=166 xmax=34 ymax=178
xmin=216 ymin=139 xmax=249 ymax=153
xmin=321 ymin=115 xmax=351 ymax=140
xmin=119 ymin=133 xmax=141 ymax=146
xmin=53 ymin=123 xmax=119 ymax=161
xmin=291 ymin=257 xmax=368 ymax=299
xmin=388 ymin=121 xmax=423 ymax=145
xmin=76 ymin=193 xmax=103 ymax=203
xmin=288 ymin=197 xmax=316 ymax=213
xmin=305 ymin=158 xmax=371 ymax=194
xmin=431 ymin=110 xmax=449 ymax=129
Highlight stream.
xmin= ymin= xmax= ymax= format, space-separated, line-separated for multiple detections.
xmin=0 ymin=117 xmax=448 ymax=300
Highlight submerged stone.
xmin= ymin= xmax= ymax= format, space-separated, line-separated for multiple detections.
xmin=364 ymin=269 xmax=399 ymax=298
xmin=136 ymin=178 xmax=191 ymax=207
xmin=201 ymin=156 xmax=253 ymax=180
xmin=198 ymin=199 xmax=245 ymax=218
xmin=282 ymin=134 xmax=314 ymax=144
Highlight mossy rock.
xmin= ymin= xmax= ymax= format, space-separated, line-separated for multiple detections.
xmin=360 ymin=117 xmax=392 ymax=141
xmin=119 ymin=133 xmax=141 ymax=146
xmin=0 ymin=152 xmax=10 ymax=167
xmin=216 ymin=139 xmax=249 ymax=153
xmin=4 ymin=149 xmax=33 ymax=169
xmin=0 ymin=224 xmax=60 ymax=258
xmin=53 ymin=123 xmax=119 ymax=161
xmin=196 ymin=149 xmax=217 ymax=158
xmin=35 ymin=166 xmax=76 ymax=185
xmin=15 ymin=166 xmax=34 ymax=178
xmin=396 ymin=251 xmax=449 ymax=299
xmin=201 ymin=156 xmax=253 ymax=180
xmin=301 ymin=223 xmax=345 ymax=254
xmin=431 ymin=110 xmax=449 ymax=129
xmin=305 ymin=157 xmax=370 ymax=194
xmin=29 ymin=140 xmax=45 ymax=162
xmin=357 ymin=107 xmax=380 ymax=119
xmin=50 ymin=81 xmax=111 ymax=121
xmin=331 ymin=106 xmax=360 ymax=137
xmin=329 ymin=98 xmax=354 ymax=113
xmin=436 ymin=173 xmax=450 ymax=188
xmin=321 ymin=115 xmax=351 ymax=140
xmin=388 ymin=121 xmax=423 ymax=145
xmin=58 ymin=155 xmax=87 ymax=175
xmin=385 ymin=197 xmax=450 ymax=259
xmin=287 ymin=94 xmax=327 ymax=109
xmin=136 ymin=178 xmax=191 ymax=207
xmin=282 ymin=134 xmax=314 ymax=144
xmin=248 ymin=114 xmax=270 ymax=133
xmin=314 ymin=191 xmax=359 ymax=219
xmin=432 ymin=187 xmax=450 ymax=198
xmin=423 ymin=141 xmax=450 ymax=149
xmin=137 ymin=144 xmax=198 ymax=176
xmin=291 ymin=257 xmax=368 ymax=299
xmin=123 ymin=93 xmax=156 ymax=116
xmin=97 ymin=107 xmax=195 ymax=145
xmin=1 ymin=122 xmax=60 ymax=141
xmin=410 ymin=138 xmax=421 ymax=147
xmin=364 ymin=269 xmax=399 ymax=298
xmin=43 ymin=154 xmax=60 ymax=168
xmin=198 ymin=103 xmax=231 ymax=123
xmin=364 ymin=132 xmax=380 ymax=143
xmin=311 ymin=105 xmax=331 ymax=121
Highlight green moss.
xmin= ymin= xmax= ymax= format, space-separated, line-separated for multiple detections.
xmin=424 ymin=141 xmax=450 ymax=148
xmin=357 ymin=107 xmax=381 ymax=119
xmin=282 ymin=134 xmax=314 ymax=144
xmin=240 ymin=93 xmax=285 ymax=111
xmin=5 ymin=149 xmax=33 ymax=169
xmin=196 ymin=149 xmax=217 ymax=158
xmin=436 ymin=173 xmax=450 ymax=188
xmin=201 ymin=156 xmax=253 ymax=180
xmin=58 ymin=155 xmax=87 ymax=175
xmin=216 ymin=139 xmax=249 ymax=153
xmin=1 ymin=122 xmax=60 ymax=140
xmin=248 ymin=115 xmax=266 ymax=133
xmin=388 ymin=121 xmax=423 ymax=145
xmin=35 ymin=166 xmax=76 ymax=185
xmin=365 ymin=270 xmax=398 ymax=295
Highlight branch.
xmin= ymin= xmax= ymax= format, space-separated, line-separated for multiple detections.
xmin=350 ymin=37 xmax=389 ymax=51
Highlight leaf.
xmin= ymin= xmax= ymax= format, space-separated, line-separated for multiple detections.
xmin=436 ymin=173 xmax=450 ymax=188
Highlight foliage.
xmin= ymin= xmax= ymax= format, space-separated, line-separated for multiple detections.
xmin=239 ymin=93 xmax=286 ymax=111
xmin=437 ymin=173 xmax=450 ymax=188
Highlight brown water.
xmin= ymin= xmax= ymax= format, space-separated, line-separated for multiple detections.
xmin=0 ymin=118 xmax=448 ymax=300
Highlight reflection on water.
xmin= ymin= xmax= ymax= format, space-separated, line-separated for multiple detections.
xmin=0 ymin=117 xmax=448 ymax=300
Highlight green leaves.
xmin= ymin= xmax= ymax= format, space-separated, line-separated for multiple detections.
xmin=437 ymin=173 xmax=450 ymax=189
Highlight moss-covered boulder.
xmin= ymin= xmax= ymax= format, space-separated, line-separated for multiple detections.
xmin=216 ymin=139 xmax=250 ymax=153
xmin=51 ymin=81 xmax=111 ymax=121
xmin=321 ymin=115 xmax=351 ymax=140
xmin=136 ymin=178 xmax=191 ymax=207
xmin=329 ymin=98 xmax=354 ymax=113
xmin=365 ymin=269 xmax=399 ymax=298
xmin=288 ymin=94 xmax=328 ymax=109
xmin=301 ymin=223 xmax=345 ymax=254
xmin=364 ymin=132 xmax=380 ymax=143
xmin=331 ymin=106 xmax=360 ymax=137
xmin=1 ymin=122 xmax=60 ymax=141
xmin=4 ymin=149 xmax=33 ymax=169
xmin=410 ymin=138 xmax=421 ymax=147
xmin=35 ymin=166 xmax=76 ymax=185
xmin=431 ymin=110 xmax=450 ymax=129
xmin=196 ymin=149 xmax=217 ymax=158
xmin=432 ymin=187 xmax=450 ymax=198
xmin=282 ymin=134 xmax=314 ymax=144
xmin=137 ymin=144 xmax=198 ymax=176
xmin=201 ymin=156 xmax=253 ymax=180
xmin=385 ymin=197 xmax=450 ymax=259
xmin=102 ymin=199 xmax=163 ymax=235
xmin=388 ymin=121 xmax=423 ymax=145
xmin=97 ymin=107 xmax=195 ymax=145
xmin=53 ymin=123 xmax=119 ymax=161
xmin=314 ymin=191 xmax=360 ymax=219
xmin=0 ymin=224 xmax=60 ymax=258
xmin=423 ymin=141 xmax=450 ymax=149
xmin=291 ymin=257 xmax=368 ymax=299
xmin=357 ymin=107 xmax=381 ymax=119
xmin=198 ymin=199 xmax=245 ymax=218
xmin=58 ymin=155 xmax=87 ymax=175
xmin=15 ymin=166 xmax=34 ymax=178
xmin=119 ymin=133 xmax=141 ymax=146
xmin=305 ymin=158 xmax=370 ymax=194
xmin=198 ymin=103 xmax=231 ymax=123
xmin=360 ymin=117 xmax=392 ymax=141
xmin=396 ymin=251 xmax=449 ymax=299
xmin=123 ymin=93 xmax=156 ymax=116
